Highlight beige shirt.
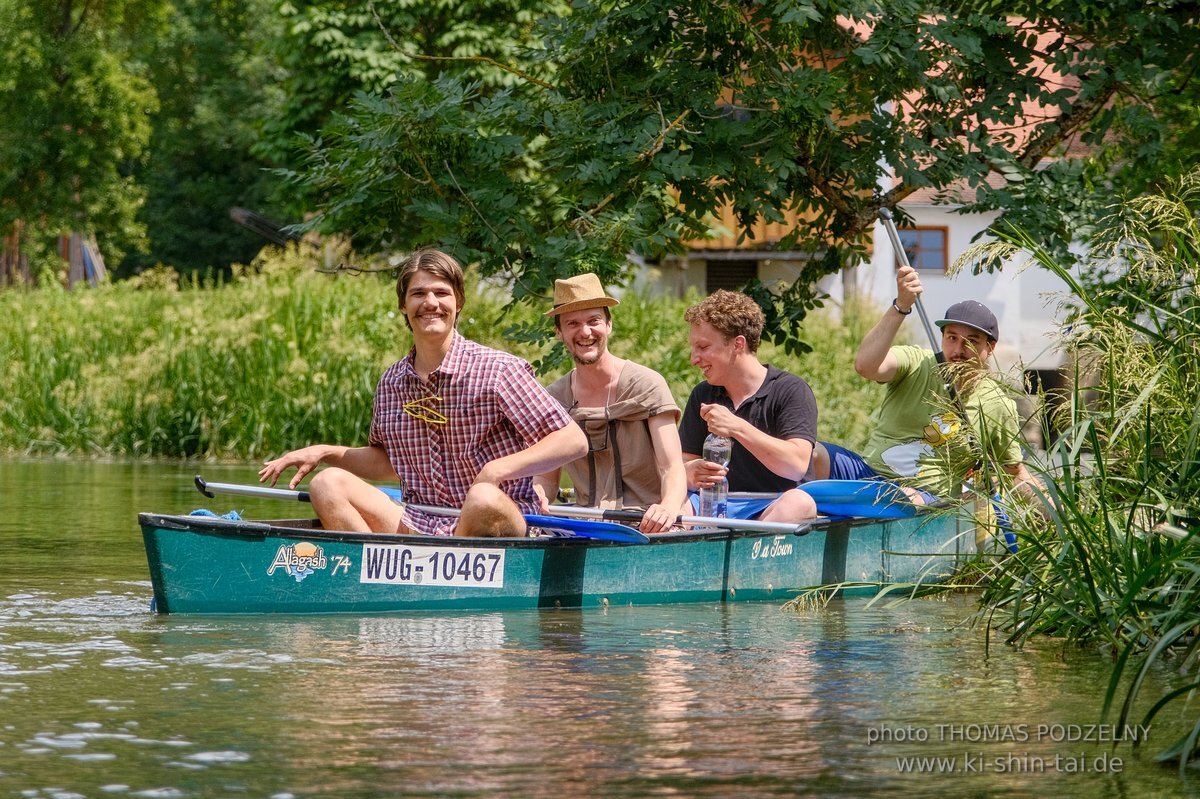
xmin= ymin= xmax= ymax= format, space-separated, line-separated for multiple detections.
xmin=546 ymin=361 xmax=680 ymax=508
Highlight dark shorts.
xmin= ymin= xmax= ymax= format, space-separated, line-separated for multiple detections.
xmin=687 ymin=491 xmax=776 ymax=519
xmin=819 ymin=442 xmax=939 ymax=504
xmin=822 ymin=441 xmax=881 ymax=481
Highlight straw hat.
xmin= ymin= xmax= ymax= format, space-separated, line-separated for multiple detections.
xmin=545 ymin=273 xmax=620 ymax=317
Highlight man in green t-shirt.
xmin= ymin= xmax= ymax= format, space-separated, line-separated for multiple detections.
xmin=814 ymin=264 xmax=1041 ymax=506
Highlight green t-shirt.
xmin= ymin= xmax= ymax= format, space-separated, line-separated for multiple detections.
xmin=862 ymin=345 xmax=1024 ymax=497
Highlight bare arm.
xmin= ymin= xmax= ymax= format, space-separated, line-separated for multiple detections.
xmin=701 ymin=403 xmax=813 ymax=482
xmin=855 ymin=265 xmax=924 ymax=382
xmin=475 ymin=423 xmax=588 ymax=487
xmin=531 ymin=467 xmax=562 ymax=512
xmin=259 ymin=444 xmax=398 ymax=490
xmin=1003 ymin=462 xmax=1054 ymax=518
xmin=639 ymin=413 xmax=689 ymax=533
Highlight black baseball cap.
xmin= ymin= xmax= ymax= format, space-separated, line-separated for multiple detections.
xmin=935 ymin=300 xmax=999 ymax=342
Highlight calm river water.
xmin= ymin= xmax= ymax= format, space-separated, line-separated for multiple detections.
xmin=1 ymin=457 xmax=1197 ymax=798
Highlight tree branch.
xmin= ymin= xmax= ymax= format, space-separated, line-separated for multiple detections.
xmin=412 ymin=54 xmax=556 ymax=91
xmin=1015 ymin=78 xmax=1118 ymax=170
xmin=367 ymin=0 xmax=556 ymax=91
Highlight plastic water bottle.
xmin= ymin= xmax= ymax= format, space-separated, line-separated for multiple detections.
xmin=699 ymin=433 xmax=732 ymax=518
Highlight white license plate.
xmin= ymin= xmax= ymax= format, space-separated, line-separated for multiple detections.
xmin=360 ymin=544 xmax=505 ymax=588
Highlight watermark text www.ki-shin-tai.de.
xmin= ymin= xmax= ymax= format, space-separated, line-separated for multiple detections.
xmin=866 ymin=723 xmax=1151 ymax=775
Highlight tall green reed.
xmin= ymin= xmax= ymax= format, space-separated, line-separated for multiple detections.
xmin=963 ymin=169 xmax=1200 ymax=767
xmin=0 ymin=245 xmax=879 ymax=459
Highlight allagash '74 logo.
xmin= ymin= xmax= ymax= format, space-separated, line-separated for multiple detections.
xmin=268 ymin=542 xmax=328 ymax=582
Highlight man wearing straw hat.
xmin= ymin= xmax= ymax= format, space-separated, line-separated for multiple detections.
xmin=534 ymin=273 xmax=690 ymax=534
xmin=259 ymin=248 xmax=587 ymax=537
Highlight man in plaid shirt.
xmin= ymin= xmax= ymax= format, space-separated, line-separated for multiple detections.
xmin=259 ymin=249 xmax=587 ymax=536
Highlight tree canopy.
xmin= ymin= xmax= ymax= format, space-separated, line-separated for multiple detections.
xmin=257 ymin=0 xmax=570 ymax=208
xmin=0 ymin=0 xmax=165 ymax=268
xmin=119 ymin=0 xmax=287 ymax=277
xmin=288 ymin=0 xmax=1200 ymax=346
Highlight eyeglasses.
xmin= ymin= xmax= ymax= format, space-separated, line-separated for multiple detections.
xmin=584 ymin=422 xmax=609 ymax=453
xmin=578 ymin=409 xmax=611 ymax=453
xmin=403 ymin=395 xmax=448 ymax=425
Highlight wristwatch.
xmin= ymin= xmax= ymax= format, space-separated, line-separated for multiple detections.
xmin=892 ymin=298 xmax=913 ymax=316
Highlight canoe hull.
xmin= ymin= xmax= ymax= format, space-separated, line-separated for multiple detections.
xmin=138 ymin=511 xmax=970 ymax=614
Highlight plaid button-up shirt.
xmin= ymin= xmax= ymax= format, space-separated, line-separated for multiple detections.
xmin=369 ymin=332 xmax=573 ymax=535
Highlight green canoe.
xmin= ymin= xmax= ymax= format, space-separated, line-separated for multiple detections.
xmin=138 ymin=509 xmax=970 ymax=614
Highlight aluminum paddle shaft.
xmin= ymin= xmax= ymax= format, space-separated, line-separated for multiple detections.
xmin=539 ymin=505 xmax=812 ymax=536
xmin=878 ymin=207 xmax=941 ymax=352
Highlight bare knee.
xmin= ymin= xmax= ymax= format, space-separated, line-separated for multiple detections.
xmin=458 ymin=483 xmax=526 ymax=538
xmin=308 ymin=468 xmax=401 ymax=533
xmin=762 ymin=488 xmax=817 ymax=523
xmin=309 ymin=467 xmax=356 ymax=505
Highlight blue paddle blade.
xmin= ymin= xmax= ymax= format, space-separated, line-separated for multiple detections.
xmin=992 ymin=495 xmax=1018 ymax=554
xmin=811 ymin=502 xmax=915 ymax=519
xmin=524 ymin=514 xmax=650 ymax=544
xmin=798 ymin=479 xmax=917 ymax=518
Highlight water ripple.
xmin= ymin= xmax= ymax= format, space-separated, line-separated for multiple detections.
xmin=184 ymin=751 xmax=252 ymax=764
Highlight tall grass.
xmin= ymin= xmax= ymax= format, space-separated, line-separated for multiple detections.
xmin=0 ymin=244 xmax=882 ymax=459
xmin=964 ymin=169 xmax=1200 ymax=767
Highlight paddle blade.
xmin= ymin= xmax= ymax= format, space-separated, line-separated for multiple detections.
xmin=799 ymin=479 xmax=917 ymax=518
xmin=811 ymin=502 xmax=915 ymax=519
xmin=524 ymin=514 xmax=650 ymax=544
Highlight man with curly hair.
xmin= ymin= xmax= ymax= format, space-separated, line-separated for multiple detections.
xmin=679 ymin=289 xmax=818 ymax=522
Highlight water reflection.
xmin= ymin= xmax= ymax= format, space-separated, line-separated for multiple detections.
xmin=1 ymin=459 xmax=1199 ymax=798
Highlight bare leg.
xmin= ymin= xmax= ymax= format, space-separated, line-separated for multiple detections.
xmin=970 ymin=494 xmax=989 ymax=552
xmin=811 ymin=443 xmax=831 ymax=480
xmin=457 ymin=483 xmax=527 ymax=538
xmin=309 ymin=468 xmax=407 ymax=533
xmin=760 ymin=488 xmax=817 ymax=523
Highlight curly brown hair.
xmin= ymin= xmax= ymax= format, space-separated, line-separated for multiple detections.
xmin=683 ymin=290 xmax=764 ymax=353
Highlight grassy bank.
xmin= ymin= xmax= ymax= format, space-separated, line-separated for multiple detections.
xmin=0 ymin=244 xmax=885 ymax=460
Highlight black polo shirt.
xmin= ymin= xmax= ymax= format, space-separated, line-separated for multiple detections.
xmin=679 ymin=365 xmax=818 ymax=492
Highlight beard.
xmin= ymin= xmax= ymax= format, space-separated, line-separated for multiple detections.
xmin=569 ymin=339 xmax=606 ymax=366
xmin=939 ymin=359 xmax=985 ymax=395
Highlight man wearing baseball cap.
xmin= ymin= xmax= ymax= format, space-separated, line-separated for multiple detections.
xmin=815 ymin=264 xmax=1040 ymax=508
xmin=533 ymin=273 xmax=690 ymax=534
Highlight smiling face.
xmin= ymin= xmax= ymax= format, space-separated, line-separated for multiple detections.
xmin=940 ymin=323 xmax=995 ymax=367
xmin=688 ymin=321 xmax=739 ymax=386
xmin=403 ymin=269 xmax=461 ymax=339
xmin=556 ymin=307 xmax=612 ymax=366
